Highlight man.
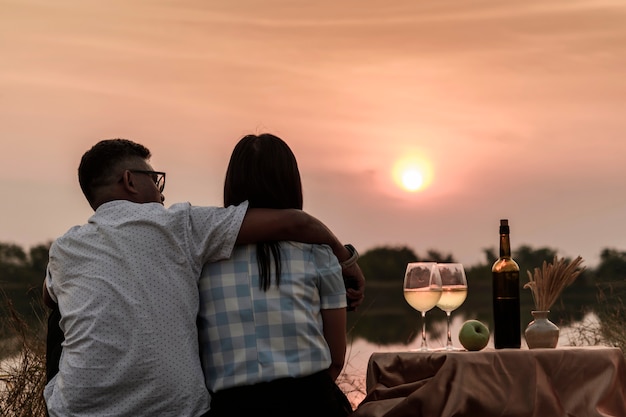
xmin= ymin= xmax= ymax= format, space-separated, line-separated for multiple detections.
xmin=43 ymin=138 xmax=364 ymax=417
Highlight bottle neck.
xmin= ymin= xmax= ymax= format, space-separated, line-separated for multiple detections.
xmin=499 ymin=233 xmax=512 ymax=258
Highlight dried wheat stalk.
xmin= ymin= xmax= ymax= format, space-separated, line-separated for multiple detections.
xmin=523 ymin=256 xmax=585 ymax=311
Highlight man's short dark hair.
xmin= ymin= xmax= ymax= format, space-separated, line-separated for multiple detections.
xmin=78 ymin=138 xmax=151 ymax=204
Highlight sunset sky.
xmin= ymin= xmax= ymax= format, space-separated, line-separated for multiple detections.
xmin=2 ymin=0 xmax=626 ymax=268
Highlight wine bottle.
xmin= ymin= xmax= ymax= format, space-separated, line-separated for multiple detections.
xmin=492 ymin=219 xmax=521 ymax=349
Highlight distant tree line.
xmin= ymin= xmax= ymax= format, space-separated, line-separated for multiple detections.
xmin=1 ymin=241 xmax=625 ymax=350
xmin=0 ymin=242 xmax=51 ymax=342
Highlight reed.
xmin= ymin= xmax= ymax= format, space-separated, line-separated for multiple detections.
xmin=0 ymin=297 xmax=47 ymax=417
xmin=523 ymin=255 xmax=585 ymax=311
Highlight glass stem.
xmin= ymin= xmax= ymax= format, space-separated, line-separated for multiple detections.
xmin=446 ymin=312 xmax=453 ymax=349
xmin=420 ymin=311 xmax=427 ymax=350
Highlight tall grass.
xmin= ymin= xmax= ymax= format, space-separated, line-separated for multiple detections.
xmin=0 ymin=298 xmax=47 ymax=417
xmin=595 ymin=284 xmax=626 ymax=351
xmin=337 ymin=358 xmax=367 ymax=410
xmin=566 ymin=283 xmax=626 ymax=353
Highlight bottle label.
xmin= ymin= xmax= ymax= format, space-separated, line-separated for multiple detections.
xmin=493 ymin=270 xmax=521 ymax=349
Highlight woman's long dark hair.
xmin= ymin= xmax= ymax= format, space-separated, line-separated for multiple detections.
xmin=224 ymin=134 xmax=303 ymax=291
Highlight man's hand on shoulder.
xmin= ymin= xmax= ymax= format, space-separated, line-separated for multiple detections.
xmin=342 ymin=262 xmax=365 ymax=311
xmin=338 ymin=244 xmax=365 ymax=311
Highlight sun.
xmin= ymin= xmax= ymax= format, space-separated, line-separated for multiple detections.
xmin=401 ymin=168 xmax=424 ymax=191
xmin=392 ymin=155 xmax=432 ymax=193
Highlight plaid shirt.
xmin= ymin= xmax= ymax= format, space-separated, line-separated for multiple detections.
xmin=198 ymin=242 xmax=346 ymax=392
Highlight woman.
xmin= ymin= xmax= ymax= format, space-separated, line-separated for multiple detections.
xmin=198 ymin=134 xmax=352 ymax=417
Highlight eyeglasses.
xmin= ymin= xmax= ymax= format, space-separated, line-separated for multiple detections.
xmin=129 ymin=170 xmax=166 ymax=193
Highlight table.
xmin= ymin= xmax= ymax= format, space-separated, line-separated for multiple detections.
xmin=351 ymin=347 xmax=626 ymax=417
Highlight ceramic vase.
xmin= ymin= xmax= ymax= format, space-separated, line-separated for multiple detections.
xmin=525 ymin=310 xmax=559 ymax=349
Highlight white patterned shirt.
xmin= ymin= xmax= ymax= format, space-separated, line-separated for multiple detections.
xmin=44 ymin=199 xmax=247 ymax=417
xmin=198 ymin=242 xmax=346 ymax=393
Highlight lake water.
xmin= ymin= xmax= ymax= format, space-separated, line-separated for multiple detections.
xmin=339 ymin=312 xmax=603 ymax=408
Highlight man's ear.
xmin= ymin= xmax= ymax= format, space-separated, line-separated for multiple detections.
xmin=119 ymin=170 xmax=139 ymax=195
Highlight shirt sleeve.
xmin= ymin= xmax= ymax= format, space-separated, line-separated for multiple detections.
xmin=313 ymin=244 xmax=347 ymax=310
xmin=45 ymin=267 xmax=58 ymax=303
xmin=45 ymin=237 xmax=68 ymax=304
xmin=186 ymin=201 xmax=249 ymax=264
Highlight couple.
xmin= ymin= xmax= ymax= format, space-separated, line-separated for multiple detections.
xmin=43 ymin=135 xmax=365 ymax=417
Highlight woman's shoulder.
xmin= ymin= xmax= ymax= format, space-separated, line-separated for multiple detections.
xmin=283 ymin=242 xmax=338 ymax=266
xmin=283 ymin=241 xmax=332 ymax=253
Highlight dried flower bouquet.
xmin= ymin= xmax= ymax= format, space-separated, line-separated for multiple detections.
xmin=524 ymin=256 xmax=586 ymax=311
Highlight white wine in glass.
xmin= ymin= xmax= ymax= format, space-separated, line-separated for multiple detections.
xmin=436 ymin=263 xmax=468 ymax=351
xmin=403 ymin=262 xmax=442 ymax=351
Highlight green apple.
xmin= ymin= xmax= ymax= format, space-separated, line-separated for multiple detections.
xmin=459 ymin=320 xmax=490 ymax=351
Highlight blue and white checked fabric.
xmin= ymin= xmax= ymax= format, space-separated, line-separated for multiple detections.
xmin=198 ymin=241 xmax=346 ymax=392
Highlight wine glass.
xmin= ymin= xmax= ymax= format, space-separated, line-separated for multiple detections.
xmin=403 ymin=262 xmax=442 ymax=351
xmin=435 ymin=263 xmax=468 ymax=351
